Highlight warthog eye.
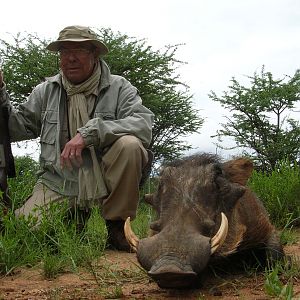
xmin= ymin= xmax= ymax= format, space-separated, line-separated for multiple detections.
xmin=214 ymin=164 xmax=225 ymax=188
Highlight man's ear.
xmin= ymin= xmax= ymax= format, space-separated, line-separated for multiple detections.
xmin=222 ymin=158 xmax=253 ymax=186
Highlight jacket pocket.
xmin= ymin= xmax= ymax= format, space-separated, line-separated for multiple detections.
xmin=40 ymin=111 xmax=58 ymax=143
xmin=40 ymin=111 xmax=58 ymax=162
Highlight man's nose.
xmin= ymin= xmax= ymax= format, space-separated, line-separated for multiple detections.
xmin=67 ymin=53 xmax=77 ymax=61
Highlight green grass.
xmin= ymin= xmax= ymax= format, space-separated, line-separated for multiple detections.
xmin=132 ymin=201 xmax=156 ymax=238
xmin=279 ymin=215 xmax=299 ymax=246
xmin=1 ymin=156 xmax=156 ymax=278
xmin=249 ymin=160 xmax=300 ymax=228
xmin=0 ymin=203 xmax=109 ymax=277
xmin=0 ymin=211 xmax=39 ymax=274
xmin=264 ymin=256 xmax=300 ymax=300
xmin=7 ymin=156 xmax=39 ymax=209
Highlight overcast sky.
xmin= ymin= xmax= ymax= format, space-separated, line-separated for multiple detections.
xmin=1 ymin=0 xmax=300 ymax=159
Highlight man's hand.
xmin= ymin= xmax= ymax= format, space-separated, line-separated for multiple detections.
xmin=60 ymin=133 xmax=85 ymax=170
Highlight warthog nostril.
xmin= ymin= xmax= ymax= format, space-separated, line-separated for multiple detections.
xmin=148 ymin=264 xmax=198 ymax=289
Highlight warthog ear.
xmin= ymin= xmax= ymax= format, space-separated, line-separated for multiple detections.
xmin=217 ymin=176 xmax=246 ymax=209
xmin=222 ymin=158 xmax=253 ymax=186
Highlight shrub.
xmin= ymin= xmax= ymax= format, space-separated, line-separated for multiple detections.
xmin=249 ymin=160 xmax=300 ymax=228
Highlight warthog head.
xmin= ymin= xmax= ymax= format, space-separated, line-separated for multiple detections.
xmin=125 ymin=154 xmax=259 ymax=288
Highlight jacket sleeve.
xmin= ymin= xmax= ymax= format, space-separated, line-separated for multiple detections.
xmin=77 ymin=78 xmax=154 ymax=149
xmin=0 ymin=83 xmax=43 ymax=142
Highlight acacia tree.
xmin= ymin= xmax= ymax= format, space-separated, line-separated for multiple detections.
xmin=209 ymin=67 xmax=300 ymax=170
xmin=0 ymin=33 xmax=58 ymax=106
xmin=0 ymin=29 xmax=203 ymax=164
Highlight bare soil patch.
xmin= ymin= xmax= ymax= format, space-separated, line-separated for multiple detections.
xmin=0 ymin=231 xmax=299 ymax=300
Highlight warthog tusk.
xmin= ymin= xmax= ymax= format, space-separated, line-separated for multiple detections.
xmin=211 ymin=212 xmax=228 ymax=254
xmin=124 ymin=217 xmax=139 ymax=252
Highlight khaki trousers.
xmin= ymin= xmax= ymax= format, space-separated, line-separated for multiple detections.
xmin=15 ymin=135 xmax=148 ymax=222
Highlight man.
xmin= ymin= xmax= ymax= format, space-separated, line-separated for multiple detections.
xmin=0 ymin=25 xmax=154 ymax=251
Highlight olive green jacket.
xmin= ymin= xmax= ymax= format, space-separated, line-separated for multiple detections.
xmin=0 ymin=60 xmax=154 ymax=196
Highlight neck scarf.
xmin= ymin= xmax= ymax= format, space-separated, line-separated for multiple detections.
xmin=61 ymin=62 xmax=108 ymax=207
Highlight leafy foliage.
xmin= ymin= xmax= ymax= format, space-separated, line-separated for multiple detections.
xmin=209 ymin=66 xmax=300 ymax=170
xmin=0 ymin=33 xmax=58 ymax=106
xmin=97 ymin=28 xmax=203 ymax=162
xmin=0 ymin=29 xmax=203 ymax=163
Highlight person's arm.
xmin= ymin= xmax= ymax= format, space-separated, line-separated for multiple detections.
xmin=0 ymin=73 xmax=43 ymax=142
xmin=77 ymin=78 xmax=154 ymax=150
xmin=0 ymin=70 xmax=9 ymax=107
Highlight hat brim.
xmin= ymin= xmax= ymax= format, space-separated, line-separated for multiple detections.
xmin=46 ymin=38 xmax=109 ymax=55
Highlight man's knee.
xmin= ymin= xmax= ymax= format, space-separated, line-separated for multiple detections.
xmin=115 ymin=135 xmax=143 ymax=155
xmin=102 ymin=135 xmax=148 ymax=172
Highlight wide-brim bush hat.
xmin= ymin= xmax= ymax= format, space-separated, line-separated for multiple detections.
xmin=46 ymin=25 xmax=109 ymax=55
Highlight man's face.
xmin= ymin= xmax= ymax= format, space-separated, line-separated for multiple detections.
xmin=59 ymin=42 xmax=97 ymax=84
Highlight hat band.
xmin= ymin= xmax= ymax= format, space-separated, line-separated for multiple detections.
xmin=58 ymin=34 xmax=96 ymax=40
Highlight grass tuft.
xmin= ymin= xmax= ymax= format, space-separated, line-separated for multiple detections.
xmin=249 ymin=160 xmax=300 ymax=228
